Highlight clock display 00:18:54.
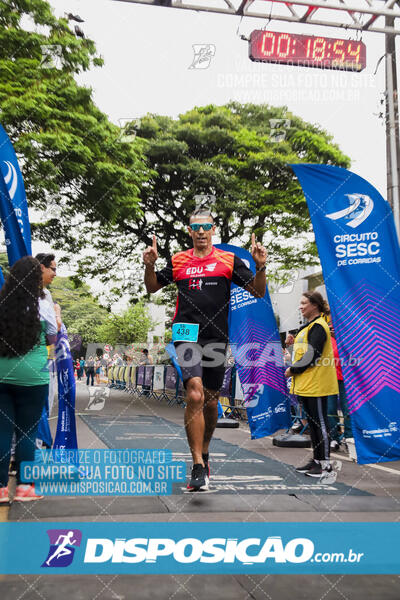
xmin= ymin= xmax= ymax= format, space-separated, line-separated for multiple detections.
xmin=249 ymin=31 xmax=366 ymax=71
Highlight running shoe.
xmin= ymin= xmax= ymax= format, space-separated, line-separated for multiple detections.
xmin=305 ymin=463 xmax=324 ymax=478
xmin=0 ymin=486 xmax=9 ymax=504
xmin=187 ymin=464 xmax=208 ymax=491
xmin=14 ymin=484 xmax=44 ymax=502
xmin=290 ymin=422 xmax=303 ymax=434
xmin=295 ymin=459 xmax=316 ymax=473
xmin=202 ymin=453 xmax=210 ymax=479
xmin=330 ymin=440 xmax=340 ymax=451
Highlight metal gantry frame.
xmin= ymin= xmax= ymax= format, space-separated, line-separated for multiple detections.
xmin=112 ymin=0 xmax=400 ymax=34
xmin=112 ymin=0 xmax=400 ymax=238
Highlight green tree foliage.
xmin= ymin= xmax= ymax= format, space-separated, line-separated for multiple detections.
xmin=95 ymin=302 xmax=152 ymax=347
xmin=49 ymin=276 xmax=109 ymax=346
xmin=0 ymin=0 xmax=350 ymax=296
xmin=74 ymin=103 xmax=350 ymax=291
xmin=0 ymin=0 xmax=149 ymax=277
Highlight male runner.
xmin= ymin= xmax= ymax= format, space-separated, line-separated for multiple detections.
xmin=143 ymin=209 xmax=267 ymax=490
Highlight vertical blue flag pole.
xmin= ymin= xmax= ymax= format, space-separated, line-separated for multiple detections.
xmin=53 ymin=324 xmax=78 ymax=450
xmin=216 ymin=244 xmax=291 ymax=439
xmin=292 ymin=163 xmax=400 ymax=464
xmin=0 ymin=124 xmax=32 ymax=262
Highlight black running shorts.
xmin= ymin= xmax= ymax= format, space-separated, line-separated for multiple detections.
xmin=174 ymin=341 xmax=227 ymax=391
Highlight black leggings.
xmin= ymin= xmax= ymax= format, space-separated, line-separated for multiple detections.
xmin=0 ymin=382 xmax=48 ymax=485
xmin=298 ymin=395 xmax=330 ymax=461
xmin=86 ymin=368 xmax=95 ymax=386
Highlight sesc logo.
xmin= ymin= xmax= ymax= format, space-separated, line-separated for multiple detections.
xmin=326 ymin=194 xmax=373 ymax=229
xmin=42 ymin=529 xmax=82 ymax=568
xmin=2 ymin=160 xmax=18 ymax=200
xmin=84 ymin=536 xmax=314 ymax=565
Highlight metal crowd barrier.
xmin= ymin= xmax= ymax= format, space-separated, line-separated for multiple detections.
xmin=106 ymin=364 xmax=248 ymax=419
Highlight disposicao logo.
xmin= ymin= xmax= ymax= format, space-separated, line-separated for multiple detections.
xmin=326 ymin=194 xmax=373 ymax=228
xmin=42 ymin=529 xmax=82 ymax=568
xmin=83 ymin=536 xmax=314 ymax=564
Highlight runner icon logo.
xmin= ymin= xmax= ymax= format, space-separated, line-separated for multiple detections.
xmin=325 ymin=194 xmax=373 ymax=229
xmin=42 ymin=529 xmax=82 ymax=568
xmin=86 ymin=387 xmax=109 ymax=411
xmin=188 ymin=44 xmax=216 ymax=70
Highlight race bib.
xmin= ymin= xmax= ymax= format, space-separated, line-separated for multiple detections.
xmin=172 ymin=323 xmax=199 ymax=343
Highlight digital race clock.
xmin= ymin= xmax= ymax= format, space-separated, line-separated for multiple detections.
xmin=249 ymin=30 xmax=366 ymax=71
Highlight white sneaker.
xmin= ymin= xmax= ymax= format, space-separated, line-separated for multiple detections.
xmin=330 ymin=440 xmax=340 ymax=451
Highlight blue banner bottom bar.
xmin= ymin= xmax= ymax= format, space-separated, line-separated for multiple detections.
xmin=0 ymin=523 xmax=399 ymax=574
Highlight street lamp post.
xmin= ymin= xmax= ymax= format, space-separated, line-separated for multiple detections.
xmin=385 ymin=17 xmax=400 ymax=241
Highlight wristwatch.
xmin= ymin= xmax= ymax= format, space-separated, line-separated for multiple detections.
xmin=255 ymin=265 xmax=266 ymax=272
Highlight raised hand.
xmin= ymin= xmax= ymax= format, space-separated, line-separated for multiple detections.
xmin=251 ymin=233 xmax=267 ymax=269
xmin=143 ymin=235 xmax=158 ymax=267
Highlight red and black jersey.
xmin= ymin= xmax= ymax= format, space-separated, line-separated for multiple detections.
xmin=156 ymin=247 xmax=254 ymax=343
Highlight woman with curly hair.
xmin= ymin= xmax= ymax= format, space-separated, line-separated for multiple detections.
xmin=0 ymin=256 xmax=57 ymax=503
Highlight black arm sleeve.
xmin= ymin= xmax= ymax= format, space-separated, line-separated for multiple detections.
xmin=231 ymin=255 xmax=254 ymax=289
xmin=290 ymin=323 xmax=327 ymax=375
xmin=155 ymin=259 xmax=173 ymax=288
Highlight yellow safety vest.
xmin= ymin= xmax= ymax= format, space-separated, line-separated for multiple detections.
xmin=290 ymin=315 xmax=339 ymax=397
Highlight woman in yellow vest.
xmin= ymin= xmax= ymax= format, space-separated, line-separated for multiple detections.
xmin=285 ymin=291 xmax=338 ymax=478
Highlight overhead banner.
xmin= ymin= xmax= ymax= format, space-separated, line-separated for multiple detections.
xmin=292 ymin=164 xmax=400 ymax=464
xmin=217 ymin=244 xmax=291 ymax=439
xmin=0 ymin=123 xmax=32 ymax=264
xmin=53 ymin=324 xmax=78 ymax=450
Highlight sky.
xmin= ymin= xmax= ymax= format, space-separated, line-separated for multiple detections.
xmin=49 ymin=0 xmax=389 ymax=195
xmin=26 ymin=0 xmax=394 ymax=302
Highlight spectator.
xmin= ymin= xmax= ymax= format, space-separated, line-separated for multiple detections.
xmin=35 ymin=253 xmax=61 ymax=332
xmin=86 ymin=355 xmax=95 ymax=386
xmin=79 ymin=357 xmax=85 ymax=380
xmin=140 ymin=349 xmax=153 ymax=395
xmin=113 ymin=353 xmax=123 ymax=366
xmin=95 ymin=356 xmax=101 ymax=385
xmin=0 ymin=257 xmax=57 ymax=502
xmin=35 ymin=253 xmax=60 ymax=448
xmin=139 ymin=348 xmax=153 ymax=366
xmin=285 ymin=291 xmax=338 ymax=478
xmin=327 ymin=324 xmax=353 ymax=451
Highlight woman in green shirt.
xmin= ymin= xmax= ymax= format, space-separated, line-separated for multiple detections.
xmin=0 ymin=256 xmax=57 ymax=503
